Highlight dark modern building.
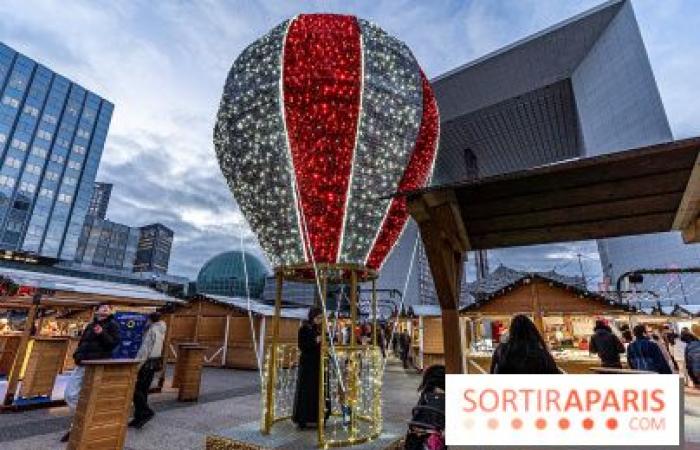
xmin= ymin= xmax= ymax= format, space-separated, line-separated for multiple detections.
xmin=134 ymin=223 xmax=173 ymax=274
xmin=196 ymin=250 xmax=268 ymax=298
xmin=86 ymin=181 xmax=111 ymax=219
xmin=0 ymin=42 xmax=113 ymax=261
xmin=379 ymin=0 xmax=680 ymax=305
xmin=73 ymin=215 xmax=139 ymax=271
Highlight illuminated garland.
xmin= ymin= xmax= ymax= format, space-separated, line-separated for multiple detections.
xmin=214 ymin=14 xmax=439 ymax=271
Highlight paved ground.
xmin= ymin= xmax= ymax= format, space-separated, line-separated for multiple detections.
xmin=2 ymin=360 xmax=700 ymax=449
xmin=0 ymin=359 xmax=422 ymax=450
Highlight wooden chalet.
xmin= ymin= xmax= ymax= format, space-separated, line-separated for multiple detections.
xmin=168 ymin=295 xmax=307 ymax=370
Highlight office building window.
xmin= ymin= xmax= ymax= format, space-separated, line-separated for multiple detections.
xmin=23 ymin=105 xmax=39 ymax=117
xmin=11 ymin=139 xmax=27 ymax=151
xmin=19 ymin=181 xmax=36 ymax=193
xmin=2 ymin=95 xmax=19 ymax=108
xmin=5 ymin=157 xmax=22 ymax=169
xmin=0 ymin=175 xmax=16 ymax=188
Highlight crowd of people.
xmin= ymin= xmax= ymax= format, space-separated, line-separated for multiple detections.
xmin=60 ymin=304 xmax=166 ymax=442
xmin=588 ymin=318 xmax=700 ymax=383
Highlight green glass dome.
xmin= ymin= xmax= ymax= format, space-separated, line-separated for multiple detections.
xmin=196 ymin=251 xmax=269 ymax=298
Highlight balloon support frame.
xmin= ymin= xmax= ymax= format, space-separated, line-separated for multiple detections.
xmin=261 ymin=263 xmax=382 ymax=448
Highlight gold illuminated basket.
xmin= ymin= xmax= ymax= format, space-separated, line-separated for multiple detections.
xmin=261 ymin=264 xmax=383 ymax=448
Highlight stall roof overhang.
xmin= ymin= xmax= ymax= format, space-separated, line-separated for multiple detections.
xmin=0 ymin=267 xmax=182 ymax=307
xmin=406 ymin=138 xmax=700 ymax=250
xmin=197 ymin=294 xmax=309 ymax=320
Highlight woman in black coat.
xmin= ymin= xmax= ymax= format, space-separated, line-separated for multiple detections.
xmin=490 ymin=314 xmax=560 ymax=374
xmin=292 ymin=307 xmax=323 ymax=429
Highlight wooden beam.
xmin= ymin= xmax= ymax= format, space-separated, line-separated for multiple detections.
xmin=3 ymin=294 xmax=40 ymax=406
xmin=410 ymin=193 xmax=468 ymax=374
xmin=682 ymin=218 xmax=700 ymax=244
xmin=673 ymin=151 xmax=700 ymax=231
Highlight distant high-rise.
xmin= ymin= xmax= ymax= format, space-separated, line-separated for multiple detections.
xmin=134 ymin=223 xmax=173 ymax=274
xmin=0 ymin=42 xmax=113 ymax=260
xmin=74 ymin=215 xmax=139 ymax=271
xmin=87 ymin=182 xmax=112 ymax=219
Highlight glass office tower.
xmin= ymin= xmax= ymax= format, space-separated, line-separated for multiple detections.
xmin=0 ymin=42 xmax=113 ymax=260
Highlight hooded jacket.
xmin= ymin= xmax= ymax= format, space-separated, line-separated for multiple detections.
xmin=73 ymin=314 xmax=121 ymax=364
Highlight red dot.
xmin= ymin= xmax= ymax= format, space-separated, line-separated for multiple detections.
xmin=558 ymin=418 xmax=570 ymax=430
xmin=582 ymin=418 xmax=594 ymax=430
xmin=535 ymin=418 xmax=547 ymax=430
xmin=511 ymin=418 xmax=523 ymax=430
xmin=488 ymin=418 xmax=499 ymax=430
xmin=606 ymin=418 xmax=618 ymax=430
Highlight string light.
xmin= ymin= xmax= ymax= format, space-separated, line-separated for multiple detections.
xmin=216 ymin=13 xmax=436 ymax=447
xmin=214 ymin=14 xmax=438 ymax=270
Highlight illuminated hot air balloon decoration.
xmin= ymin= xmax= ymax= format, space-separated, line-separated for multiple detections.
xmin=214 ymin=13 xmax=438 ymax=446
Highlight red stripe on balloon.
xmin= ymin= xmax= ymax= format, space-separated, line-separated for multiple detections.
xmin=283 ymin=14 xmax=362 ymax=264
xmin=366 ymin=73 xmax=439 ymax=270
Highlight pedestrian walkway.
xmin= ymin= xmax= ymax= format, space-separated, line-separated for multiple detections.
xmin=2 ymin=363 xmax=699 ymax=449
xmin=0 ymin=360 xmax=422 ymax=450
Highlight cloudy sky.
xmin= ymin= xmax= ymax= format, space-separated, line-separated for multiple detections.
xmin=1 ymin=0 xmax=698 ymax=282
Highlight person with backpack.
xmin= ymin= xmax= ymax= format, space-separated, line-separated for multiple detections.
xmin=589 ymin=320 xmax=625 ymax=368
xmin=490 ymin=315 xmax=560 ymax=374
xmin=627 ymin=325 xmax=672 ymax=374
xmin=405 ymin=365 xmax=445 ymax=450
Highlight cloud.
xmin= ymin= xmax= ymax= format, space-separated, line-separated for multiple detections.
xmin=0 ymin=0 xmax=697 ymax=282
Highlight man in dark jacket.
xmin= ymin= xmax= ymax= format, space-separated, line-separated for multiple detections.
xmin=61 ymin=303 xmax=120 ymax=442
xmin=627 ymin=325 xmax=672 ymax=374
xmin=589 ymin=320 xmax=625 ymax=368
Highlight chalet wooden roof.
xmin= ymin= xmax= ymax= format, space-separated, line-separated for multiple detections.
xmin=461 ymin=269 xmax=633 ymax=313
xmin=180 ymin=294 xmax=308 ymax=319
xmin=407 ymin=137 xmax=700 ymax=250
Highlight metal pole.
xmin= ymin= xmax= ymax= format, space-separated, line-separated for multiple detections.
xmin=263 ymin=270 xmax=283 ymax=434
xmin=318 ymin=269 xmax=328 ymax=447
xmin=372 ymin=279 xmax=377 ymax=348
xmin=349 ymin=269 xmax=358 ymax=438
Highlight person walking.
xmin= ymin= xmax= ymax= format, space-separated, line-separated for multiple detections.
xmin=129 ymin=312 xmax=167 ymax=429
xmin=589 ymin=320 xmax=625 ymax=369
xmin=490 ymin=314 xmax=559 ymax=374
xmin=61 ymin=303 xmax=121 ymax=442
xmin=400 ymin=330 xmax=412 ymax=369
xmin=651 ymin=333 xmax=677 ymax=373
xmin=627 ymin=325 xmax=672 ymax=374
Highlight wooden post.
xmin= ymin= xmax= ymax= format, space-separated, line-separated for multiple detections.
xmin=158 ymin=313 xmax=173 ymax=390
xmin=172 ymin=342 xmax=197 ymax=389
xmin=67 ymin=359 xmax=139 ymax=450
xmin=3 ymin=294 xmax=40 ymax=406
xmin=177 ymin=345 xmax=206 ymax=402
xmin=222 ymin=314 xmax=230 ymax=367
xmin=194 ymin=301 xmax=202 ymax=342
xmin=409 ymin=192 xmax=469 ymax=374
xmin=531 ymin=279 xmax=544 ymax=334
